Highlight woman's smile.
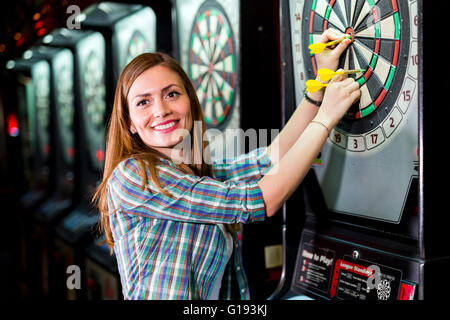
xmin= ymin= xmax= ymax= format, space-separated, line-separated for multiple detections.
xmin=151 ymin=119 xmax=180 ymax=132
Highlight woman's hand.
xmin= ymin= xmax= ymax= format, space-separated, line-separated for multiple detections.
xmin=308 ymin=29 xmax=352 ymax=102
xmin=315 ymin=28 xmax=352 ymax=72
xmin=314 ymin=71 xmax=361 ymax=130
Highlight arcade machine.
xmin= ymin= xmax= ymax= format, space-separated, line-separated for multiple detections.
xmin=270 ymin=0 xmax=445 ymax=300
xmin=76 ymin=1 xmax=157 ymax=300
xmin=172 ymin=0 xmax=283 ymax=298
xmin=42 ymin=28 xmax=107 ymax=300
xmin=5 ymin=56 xmax=54 ymax=297
xmin=22 ymin=45 xmax=77 ymax=298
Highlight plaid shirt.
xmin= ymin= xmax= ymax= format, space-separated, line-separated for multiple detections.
xmin=106 ymin=147 xmax=273 ymax=300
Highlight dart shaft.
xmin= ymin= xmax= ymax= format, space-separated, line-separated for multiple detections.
xmin=339 ymin=69 xmax=366 ymax=75
xmin=326 ymin=35 xmax=351 ymax=46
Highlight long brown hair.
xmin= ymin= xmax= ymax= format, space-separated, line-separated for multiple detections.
xmin=93 ymin=52 xmax=213 ymax=253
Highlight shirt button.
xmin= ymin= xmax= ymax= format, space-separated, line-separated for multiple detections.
xmin=236 ymin=266 xmax=241 ymax=271
xmin=241 ymin=289 xmax=245 ymax=293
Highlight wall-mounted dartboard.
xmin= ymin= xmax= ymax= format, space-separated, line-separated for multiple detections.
xmin=114 ymin=5 xmax=157 ymax=74
xmin=84 ymin=51 xmax=106 ymax=130
xmin=289 ymin=0 xmax=419 ymax=222
xmin=54 ymin=50 xmax=75 ymax=166
xmin=76 ymin=31 xmax=107 ymax=171
xmin=188 ymin=0 xmax=238 ymax=128
xmin=294 ymin=0 xmax=415 ymax=151
xmin=124 ymin=30 xmax=150 ymax=68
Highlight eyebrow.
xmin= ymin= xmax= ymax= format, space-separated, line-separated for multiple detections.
xmin=132 ymin=84 xmax=180 ymax=102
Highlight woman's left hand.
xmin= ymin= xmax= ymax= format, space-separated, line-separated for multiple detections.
xmin=315 ymin=28 xmax=352 ymax=72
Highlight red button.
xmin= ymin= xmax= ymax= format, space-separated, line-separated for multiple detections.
xmin=399 ymin=282 xmax=416 ymax=300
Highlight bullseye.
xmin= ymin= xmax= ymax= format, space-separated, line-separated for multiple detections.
xmin=345 ymin=27 xmax=354 ymax=43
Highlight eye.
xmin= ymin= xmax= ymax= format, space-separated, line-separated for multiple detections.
xmin=166 ymin=91 xmax=180 ymax=100
xmin=136 ymin=99 xmax=150 ymax=107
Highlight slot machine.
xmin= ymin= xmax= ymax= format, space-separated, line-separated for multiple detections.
xmin=172 ymin=0 xmax=282 ymax=298
xmin=76 ymin=1 xmax=156 ymax=299
xmin=5 ymin=56 xmax=53 ymax=297
xmin=42 ymin=28 xmax=107 ymax=300
xmin=271 ymin=0 xmax=447 ymax=300
xmin=20 ymin=45 xmax=77 ymax=298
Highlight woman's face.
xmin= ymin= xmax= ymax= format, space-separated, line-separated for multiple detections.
xmin=127 ymin=65 xmax=193 ymax=154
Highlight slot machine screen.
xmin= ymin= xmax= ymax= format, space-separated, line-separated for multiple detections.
xmin=288 ymin=0 xmax=419 ymax=237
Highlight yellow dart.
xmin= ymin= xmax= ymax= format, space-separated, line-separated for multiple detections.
xmin=317 ymin=68 xmax=366 ymax=82
xmin=306 ymin=79 xmax=328 ymax=93
xmin=308 ymin=35 xmax=351 ymax=54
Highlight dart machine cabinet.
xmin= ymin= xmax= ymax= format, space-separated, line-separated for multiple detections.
xmin=271 ymin=0 xmax=447 ymax=300
xmin=172 ymin=0 xmax=283 ymax=298
xmin=3 ymin=56 xmax=54 ymax=297
xmin=77 ymin=1 xmax=157 ymax=300
xmin=20 ymin=45 xmax=77 ymax=298
xmin=42 ymin=28 xmax=108 ymax=300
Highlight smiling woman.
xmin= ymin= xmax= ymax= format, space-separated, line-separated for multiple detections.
xmin=127 ymin=65 xmax=193 ymax=157
xmin=92 ymin=43 xmax=360 ymax=299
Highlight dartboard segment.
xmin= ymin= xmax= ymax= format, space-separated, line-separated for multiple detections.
xmin=188 ymin=2 xmax=237 ymax=127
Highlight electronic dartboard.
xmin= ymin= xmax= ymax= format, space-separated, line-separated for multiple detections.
xmin=113 ymin=5 xmax=156 ymax=73
xmin=53 ymin=49 xmax=75 ymax=166
xmin=124 ymin=31 xmax=151 ymax=69
xmin=175 ymin=0 xmax=240 ymax=132
xmin=77 ymin=32 xmax=107 ymax=172
xmin=33 ymin=60 xmax=51 ymax=162
xmin=289 ymin=0 xmax=419 ymax=223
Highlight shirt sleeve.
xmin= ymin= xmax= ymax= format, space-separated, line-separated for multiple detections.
xmin=212 ymin=146 xmax=273 ymax=182
xmin=107 ymin=157 xmax=267 ymax=225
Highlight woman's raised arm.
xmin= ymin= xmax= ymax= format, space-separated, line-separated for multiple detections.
xmin=259 ymin=73 xmax=361 ymax=217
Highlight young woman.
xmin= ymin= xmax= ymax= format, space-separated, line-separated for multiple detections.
xmin=93 ymin=29 xmax=359 ymax=300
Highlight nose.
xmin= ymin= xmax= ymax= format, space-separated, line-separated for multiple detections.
xmin=152 ymin=97 xmax=171 ymax=118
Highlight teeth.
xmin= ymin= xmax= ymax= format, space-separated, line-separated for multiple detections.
xmin=154 ymin=121 xmax=177 ymax=130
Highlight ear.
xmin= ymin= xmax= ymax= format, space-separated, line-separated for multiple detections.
xmin=130 ymin=122 xmax=137 ymax=134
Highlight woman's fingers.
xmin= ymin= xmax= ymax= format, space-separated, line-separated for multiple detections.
xmin=329 ymin=69 xmax=345 ymax=83
xmin=348 ymin=80 xmax=361 ymax=92
xmin=319 ymin=28 xmax=345 ymax=43
xmin=350 ymin=88 xmax=362 ymax=104
xmin=331 ymin=38 xmax=352 ymax=57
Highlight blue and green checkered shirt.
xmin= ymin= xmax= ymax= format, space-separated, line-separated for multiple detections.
xmin=106 ymin=147 xmax=273 ymax=299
